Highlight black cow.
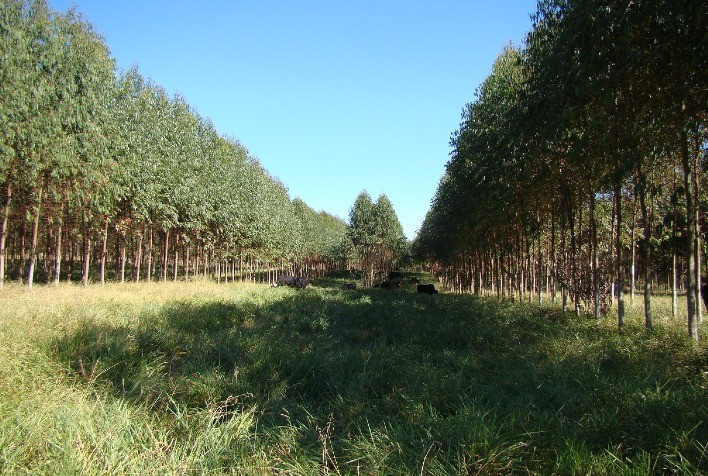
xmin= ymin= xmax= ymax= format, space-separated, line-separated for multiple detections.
xmin=378 ymin=278 xmax=402 ymax=289
xmin=417 ymin=284 xmax=438 ymax=294
xmin=701 ymin=279 xmax=708 ymax=309
xmin=388 ymin=270 xmax=403 ymax=280
xmin=293 ymin=277 xmax=310 ymax=289
xmin=341 ymin=282 xmax=357 ymax=290
xmin=275 ymin=275 xmax=295 ymax=287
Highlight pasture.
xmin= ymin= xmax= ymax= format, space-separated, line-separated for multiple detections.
xmin=0 ymin=279 xmax=706 ymax=474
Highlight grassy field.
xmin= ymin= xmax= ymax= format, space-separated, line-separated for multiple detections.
xmin=0 ymin=277 xmax=706 ymax=475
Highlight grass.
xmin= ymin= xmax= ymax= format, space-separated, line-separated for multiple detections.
xmin=0 ymin=277 xmax=706 ymax=474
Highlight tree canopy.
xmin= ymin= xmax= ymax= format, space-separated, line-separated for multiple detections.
xmin=414 ymin=0 xmax=707 ymax=340
xmin=348 ymin=191 xmax=406 ymax=285
xmin=0 ymin=0 xmax=348 ymax=287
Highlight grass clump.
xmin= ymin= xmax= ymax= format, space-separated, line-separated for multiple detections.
xmin=0 ymin=280 xmax=706 ymax=474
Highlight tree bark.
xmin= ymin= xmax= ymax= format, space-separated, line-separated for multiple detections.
xmin=119 ymin=233 xmax=126 ymax=283
xmin=630 ymin=193 xmax=637 ymax=303
xmin=173 ymin=232 xmax=179 ymax=282
xmin=134 ymin=230 xmax=143 ymax=282
xmin=100 ymin=217 xmax=109 ymax=285
xmin=681 ymin=127 xmax=699 ymax=341
xmin=692 ymin=131 xmax=702 ymax=323
xmin=147 ymin=227 xmax=153 ymax=282
xmin=66 ymin=232 xmax=73 ymax=283
xmin=81 ymin=219 xmax=91 ymax=287
xmin=53 ymin=218 xmax=62 ymax=285
xmin=162 ymin=229 xmax=170 ymax=282
xmin=638 ymin=170 xmax=652 ymax=329
xmin=591 ymin=192 xmax=600 ymax=319
xmin=26 ymin=183 xmax=44 ymax=288
xmin=185 ymin=240 xmax=190 ymax=281
xmin=615 ymin=178 xmax=625 ymax=329
xmin=0 ymin=183 xmax=12 ymax=288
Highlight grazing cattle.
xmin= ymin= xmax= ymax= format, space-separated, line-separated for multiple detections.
xmin=417 ymin=284 xmax=438 ymax=294
xmin=293 ymin=277 xmax=310 ymax=289
xmin=701 ymin=279 xmax=708 ymax=309
xmin=378 ymin=278 xmax=402 ymax=289
xmin=275 ymin=275 xmax=295 ymax=287
xmin=341 ymin=282 xmax=357 ymax=290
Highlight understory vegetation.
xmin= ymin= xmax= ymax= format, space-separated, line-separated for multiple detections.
xmin=1 ymin=279 xmax=705 ymax=474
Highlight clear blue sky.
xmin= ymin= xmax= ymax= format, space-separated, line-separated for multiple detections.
xmin=49 ymin=0 xmax=537 ymax=239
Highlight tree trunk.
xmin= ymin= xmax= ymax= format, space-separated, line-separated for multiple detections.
xmin=100 ymin=217 xmax=109 ymax=285
xmin=692 ymin=133 xmax=702 ymax=324
xmin=630 ymin=193 xmax=637 ymax=303
xmin=81 ymin=219 xmax=91 ymax=287
xmin=638 ymin=170 xmax=652 ymax=329
xmin=672 ymin=168 xmax=678 ymax=318
xmin=551 ymin=207 xmax=557 ymax=303
xmin=53 ymin=218 xmax=62 ymax=285
xmin=147 ymin=227 xmax=153 ymax=282
xmin=591 ymin=192 xmax=600 ymax=319
xmin=185 ymin=240 xmax=190 ymax=281
xmin=119 ymin=234 xmax=127 ymax=283
xmin=134 ymin=231 xmax=143 ymax=282
xmin=173 ymin=232 xmax=179 ymax=282
xmin=681 ymin=127 xmax=698 ymax=341
xmin=615 ymin=178 xmax=625 ymax=329
xmin=569 ymin=207 xmax=579 ymax=316
xmin=26 ymin=183 xmax=44 ymax=288
xmin=66 ymin=233 xmax=74 ymax=283
xmin=162 ymin=229 xmax=170 ymax=282
xmin=203 ymin=246 xmax=209 ymax=279
xmin=0 ymin=183 xmax=10 ymax=288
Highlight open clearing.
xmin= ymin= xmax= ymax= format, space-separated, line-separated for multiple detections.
xmin=1 ymin=280 xmax=706 ymax=474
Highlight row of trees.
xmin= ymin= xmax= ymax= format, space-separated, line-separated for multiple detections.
xmin=348 ymin=191 xmax=407 ymax=286
xmin=0 ymin=0 xmax=349 ymax=287
xmin=414 ymin=0 xmax=706 ymax=340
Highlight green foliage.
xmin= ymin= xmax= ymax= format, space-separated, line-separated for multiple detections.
xmin=0 ymin=0 xmax=348 ymax=286
xmin=0 ymin=282 xmax=706 ymax=473
xmin=348 ymin=191 xmax=406 ymax=285
xmin=415 ymin=0 xmax=708 ymax=334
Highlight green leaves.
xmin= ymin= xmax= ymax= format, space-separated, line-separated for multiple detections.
xmin=348 ymin=191 xmax=406 ymax=283
xmin=0 ymin=0 xmax=349 ymax=284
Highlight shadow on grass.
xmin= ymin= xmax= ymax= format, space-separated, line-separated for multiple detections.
xmin=50 ymin=286 xmax=707 ymax=472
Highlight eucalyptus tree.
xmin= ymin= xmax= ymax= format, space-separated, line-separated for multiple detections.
xmin=348 ymin=191 xmax=377 ymax=285
xmin=348 ymin=191 xmax=406 ymax=285
xmin=289 ymin=199 xmax=348 ymax=275
xmin=0 ymin=0 xmax=32 ymax=287
xmin=8 ymin=0 xmax=65 ymax=287
xmin=372 ymin=194 xmax=406 ymax=273
xmin=417 ymin=46 xmax=533 ymax=297
xmin=50 ymin=8 xmax=116 ymax=286
xmin=0 ymin=0 xmax=360 ymax=288
xmin=529 ymin=0 xmax=706 ymax=335
xmin=315 ymin=210 xmax=349 ymax=270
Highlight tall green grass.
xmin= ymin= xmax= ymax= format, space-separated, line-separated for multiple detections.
xmin=0 ymin=280 xmax=706 ymax=474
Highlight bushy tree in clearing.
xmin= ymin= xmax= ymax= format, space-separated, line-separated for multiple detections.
xmin=348 ymin=191 xmax=406 ymax=286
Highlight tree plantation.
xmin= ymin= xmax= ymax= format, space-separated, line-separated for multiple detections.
xmin=414 ymin=0 xmax=707 ymax=341
xmin=1 ymin=0 xmax=707 ymax=474
xmin=0 ymin=0 xmax=354 ymax=288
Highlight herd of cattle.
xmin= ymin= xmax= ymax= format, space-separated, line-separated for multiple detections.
xmin=272 ymin=271 xmax=439 ymax=294
xmin=274 ymin=275 xmax=311 ymax=288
